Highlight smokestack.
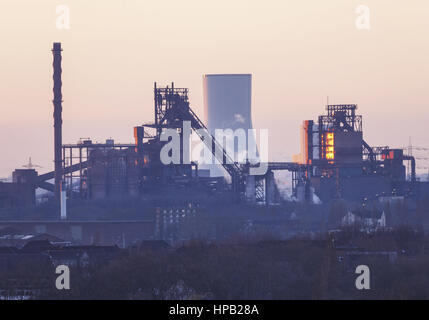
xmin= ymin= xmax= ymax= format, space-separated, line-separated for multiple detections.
xmin=52 ymin=42 xmax=63 ymax=200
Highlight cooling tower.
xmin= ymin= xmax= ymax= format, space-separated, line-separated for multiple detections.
xmin=202 ymin=74 xmax=256 ymax=177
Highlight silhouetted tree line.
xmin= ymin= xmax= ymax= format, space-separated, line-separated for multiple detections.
xmin=27 ymin=228 xmax=429 ymax=300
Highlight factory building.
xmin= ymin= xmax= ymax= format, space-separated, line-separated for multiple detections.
xmin=54 ymin=82 xmax=229 ymax=202
xmin=293 ymin=104 xmax=429 ymax=204
xmin=0 ymin=169 xmax=37 ymax=208
xmin=1 ymin=43 xmax=429 ymax=215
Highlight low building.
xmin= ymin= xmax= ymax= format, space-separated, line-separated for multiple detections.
xmin=341 ymin=210 xmax=386 ymax=230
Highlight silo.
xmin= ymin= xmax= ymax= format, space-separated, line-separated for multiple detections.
xmin=202 ymin=74 xmax=256 ymax=177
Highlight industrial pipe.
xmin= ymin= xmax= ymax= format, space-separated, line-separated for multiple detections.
xmin=52 ymin=42 xmax=63 ymax=200
xmin=403 ymin=155 xmax=416 ymax=182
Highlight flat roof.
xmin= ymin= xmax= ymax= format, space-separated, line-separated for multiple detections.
xmin=203 ymin=74 xmax=251 ymax=77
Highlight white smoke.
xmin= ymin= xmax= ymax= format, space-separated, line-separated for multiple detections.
xmin=233 ymin=114 xmax=246 ymax=124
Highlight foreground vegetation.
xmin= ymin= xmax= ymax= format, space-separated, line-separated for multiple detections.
xmin=32 ymin=228 xmax=429 ymax=300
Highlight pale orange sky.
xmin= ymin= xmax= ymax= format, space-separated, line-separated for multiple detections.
xmin=0 ymin=0 xmax=429 ymax=177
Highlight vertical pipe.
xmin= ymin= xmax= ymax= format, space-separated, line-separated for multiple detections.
xmin=52 ymin=42 xmax=63 ymax=200
xmin=60 ymin=181 xmax=67 ymax=220
xmin=245 ymin=174 xmax=256 ymax=204
xmin=265 ymin=170 xmax=275 ymax=205
xmin=403 ymin=155 xmax=416 ymax=182
xmin=69 ymin=147 xmax=73 ymax=190
xmin=79 ymin=146 xmax=83 ymax=198
xmin=154 ymin=82 xmax=158 ymax=133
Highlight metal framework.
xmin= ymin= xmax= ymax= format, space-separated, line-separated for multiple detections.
xmin=251 ymin=162 xmax=310 ymax=198
xmin=153 ymin=82 xmax=190 ymax=137
xmin=61 ymin=141 xmax=134 ymax=198
xmin=147 ymin=83 xmax=246 ymax=196
xmin=319 ymin=104 xmax=362 ymax=133
xmin=363 ymin=146 xmax=390 ymax=162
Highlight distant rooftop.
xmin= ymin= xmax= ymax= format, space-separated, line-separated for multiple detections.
xmin=203 ymin=74 xmax=251 ymax=77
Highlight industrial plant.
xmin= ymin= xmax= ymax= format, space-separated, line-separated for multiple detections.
xmin=292 ymin=104 xmax=428 ymax=203
xmin=0 ymin=43 xmax=428 ymax=246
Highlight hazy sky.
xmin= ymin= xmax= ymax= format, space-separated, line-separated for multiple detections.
xmin=0 ymin=0 xmax=428 ymax=177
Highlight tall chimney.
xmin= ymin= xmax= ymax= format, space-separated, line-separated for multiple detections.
xmin=52 ymin=42 xmax=63 ymax=200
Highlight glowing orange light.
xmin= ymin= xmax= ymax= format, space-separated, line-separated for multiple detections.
xmin=325 ymin=132 xmax=334 ymax=160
